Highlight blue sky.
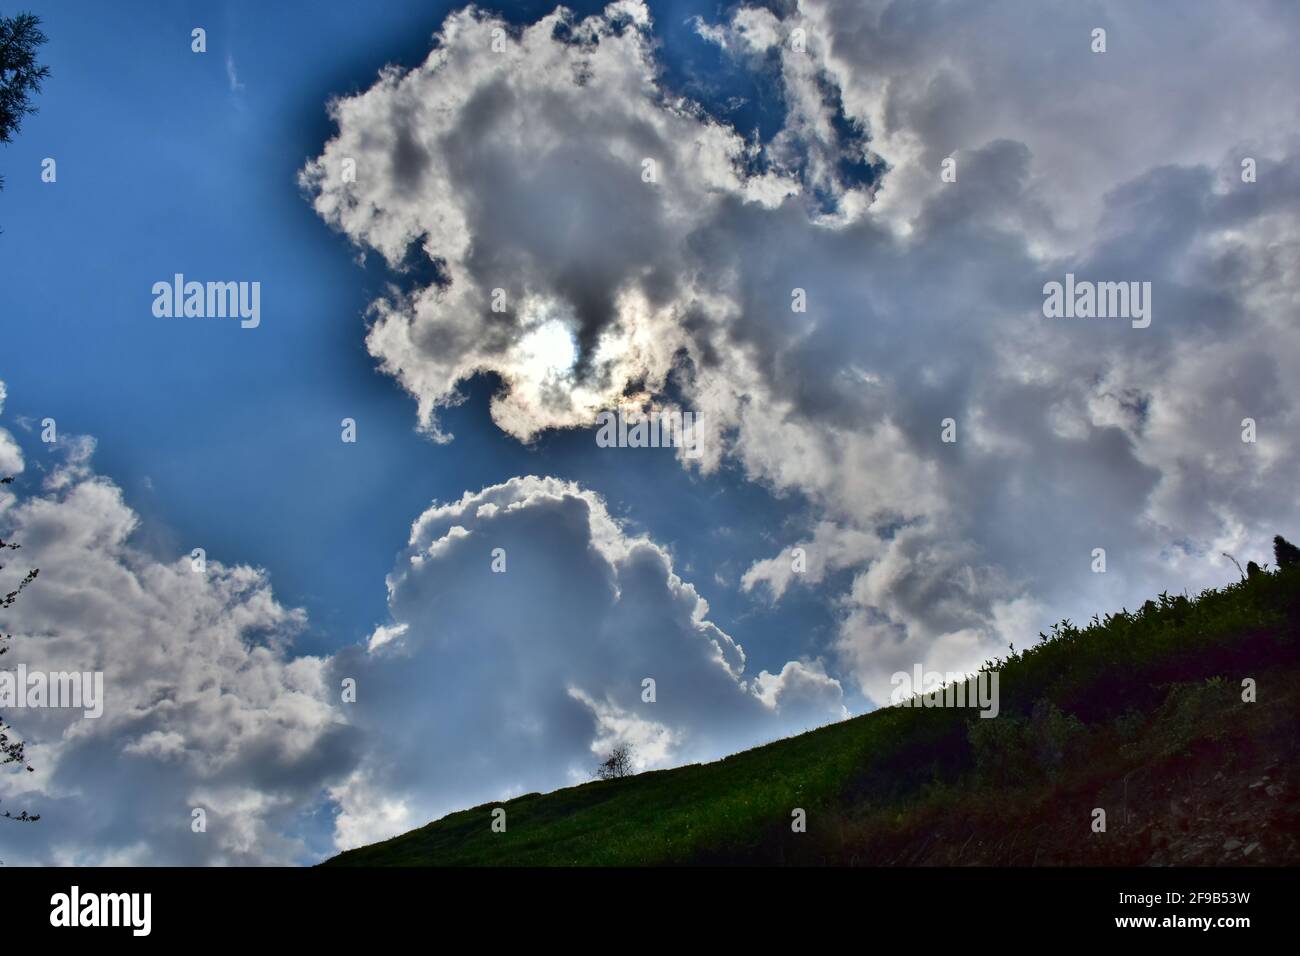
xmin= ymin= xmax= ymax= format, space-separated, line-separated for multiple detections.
xmin=2 ymin=0 xmax=1298 ymax=864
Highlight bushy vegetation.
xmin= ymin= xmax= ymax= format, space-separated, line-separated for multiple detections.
xmin=968 ymin=699 xmax=1086 ymax=787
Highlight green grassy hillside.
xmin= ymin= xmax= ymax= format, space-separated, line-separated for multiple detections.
xmin=324 ymin=557 xmax=1300 ymax=866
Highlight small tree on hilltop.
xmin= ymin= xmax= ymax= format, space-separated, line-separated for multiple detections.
xmin=1274 ymin=535 xmax=1300 ymax=569
xmin=594 ymin=744 xmax=634 ymax=781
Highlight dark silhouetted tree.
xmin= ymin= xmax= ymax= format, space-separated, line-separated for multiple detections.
xmin=594 ymin=744 xmax=634 ymax=781
xmin=0 ymin=11 xmax=50 ymax=194
xmin=0 ymin=12 xmax=48 ymax=142
xmin=0 ymin=10 xmax=49 ymax=823
xmin=1 ymin=475 xmax=40 ymax=822
xmin=1275 ymin=535 xmax=1300 ymax=569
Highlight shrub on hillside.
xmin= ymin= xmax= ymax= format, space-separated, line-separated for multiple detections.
xmin=968 ymin=699 xmax=1087 ymax=787
xmin=1275 ymin=535 xmax=1300 ymax=568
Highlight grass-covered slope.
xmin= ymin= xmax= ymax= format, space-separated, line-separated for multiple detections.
xmin=323 ymin=559 xmax=1300 ymax=866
